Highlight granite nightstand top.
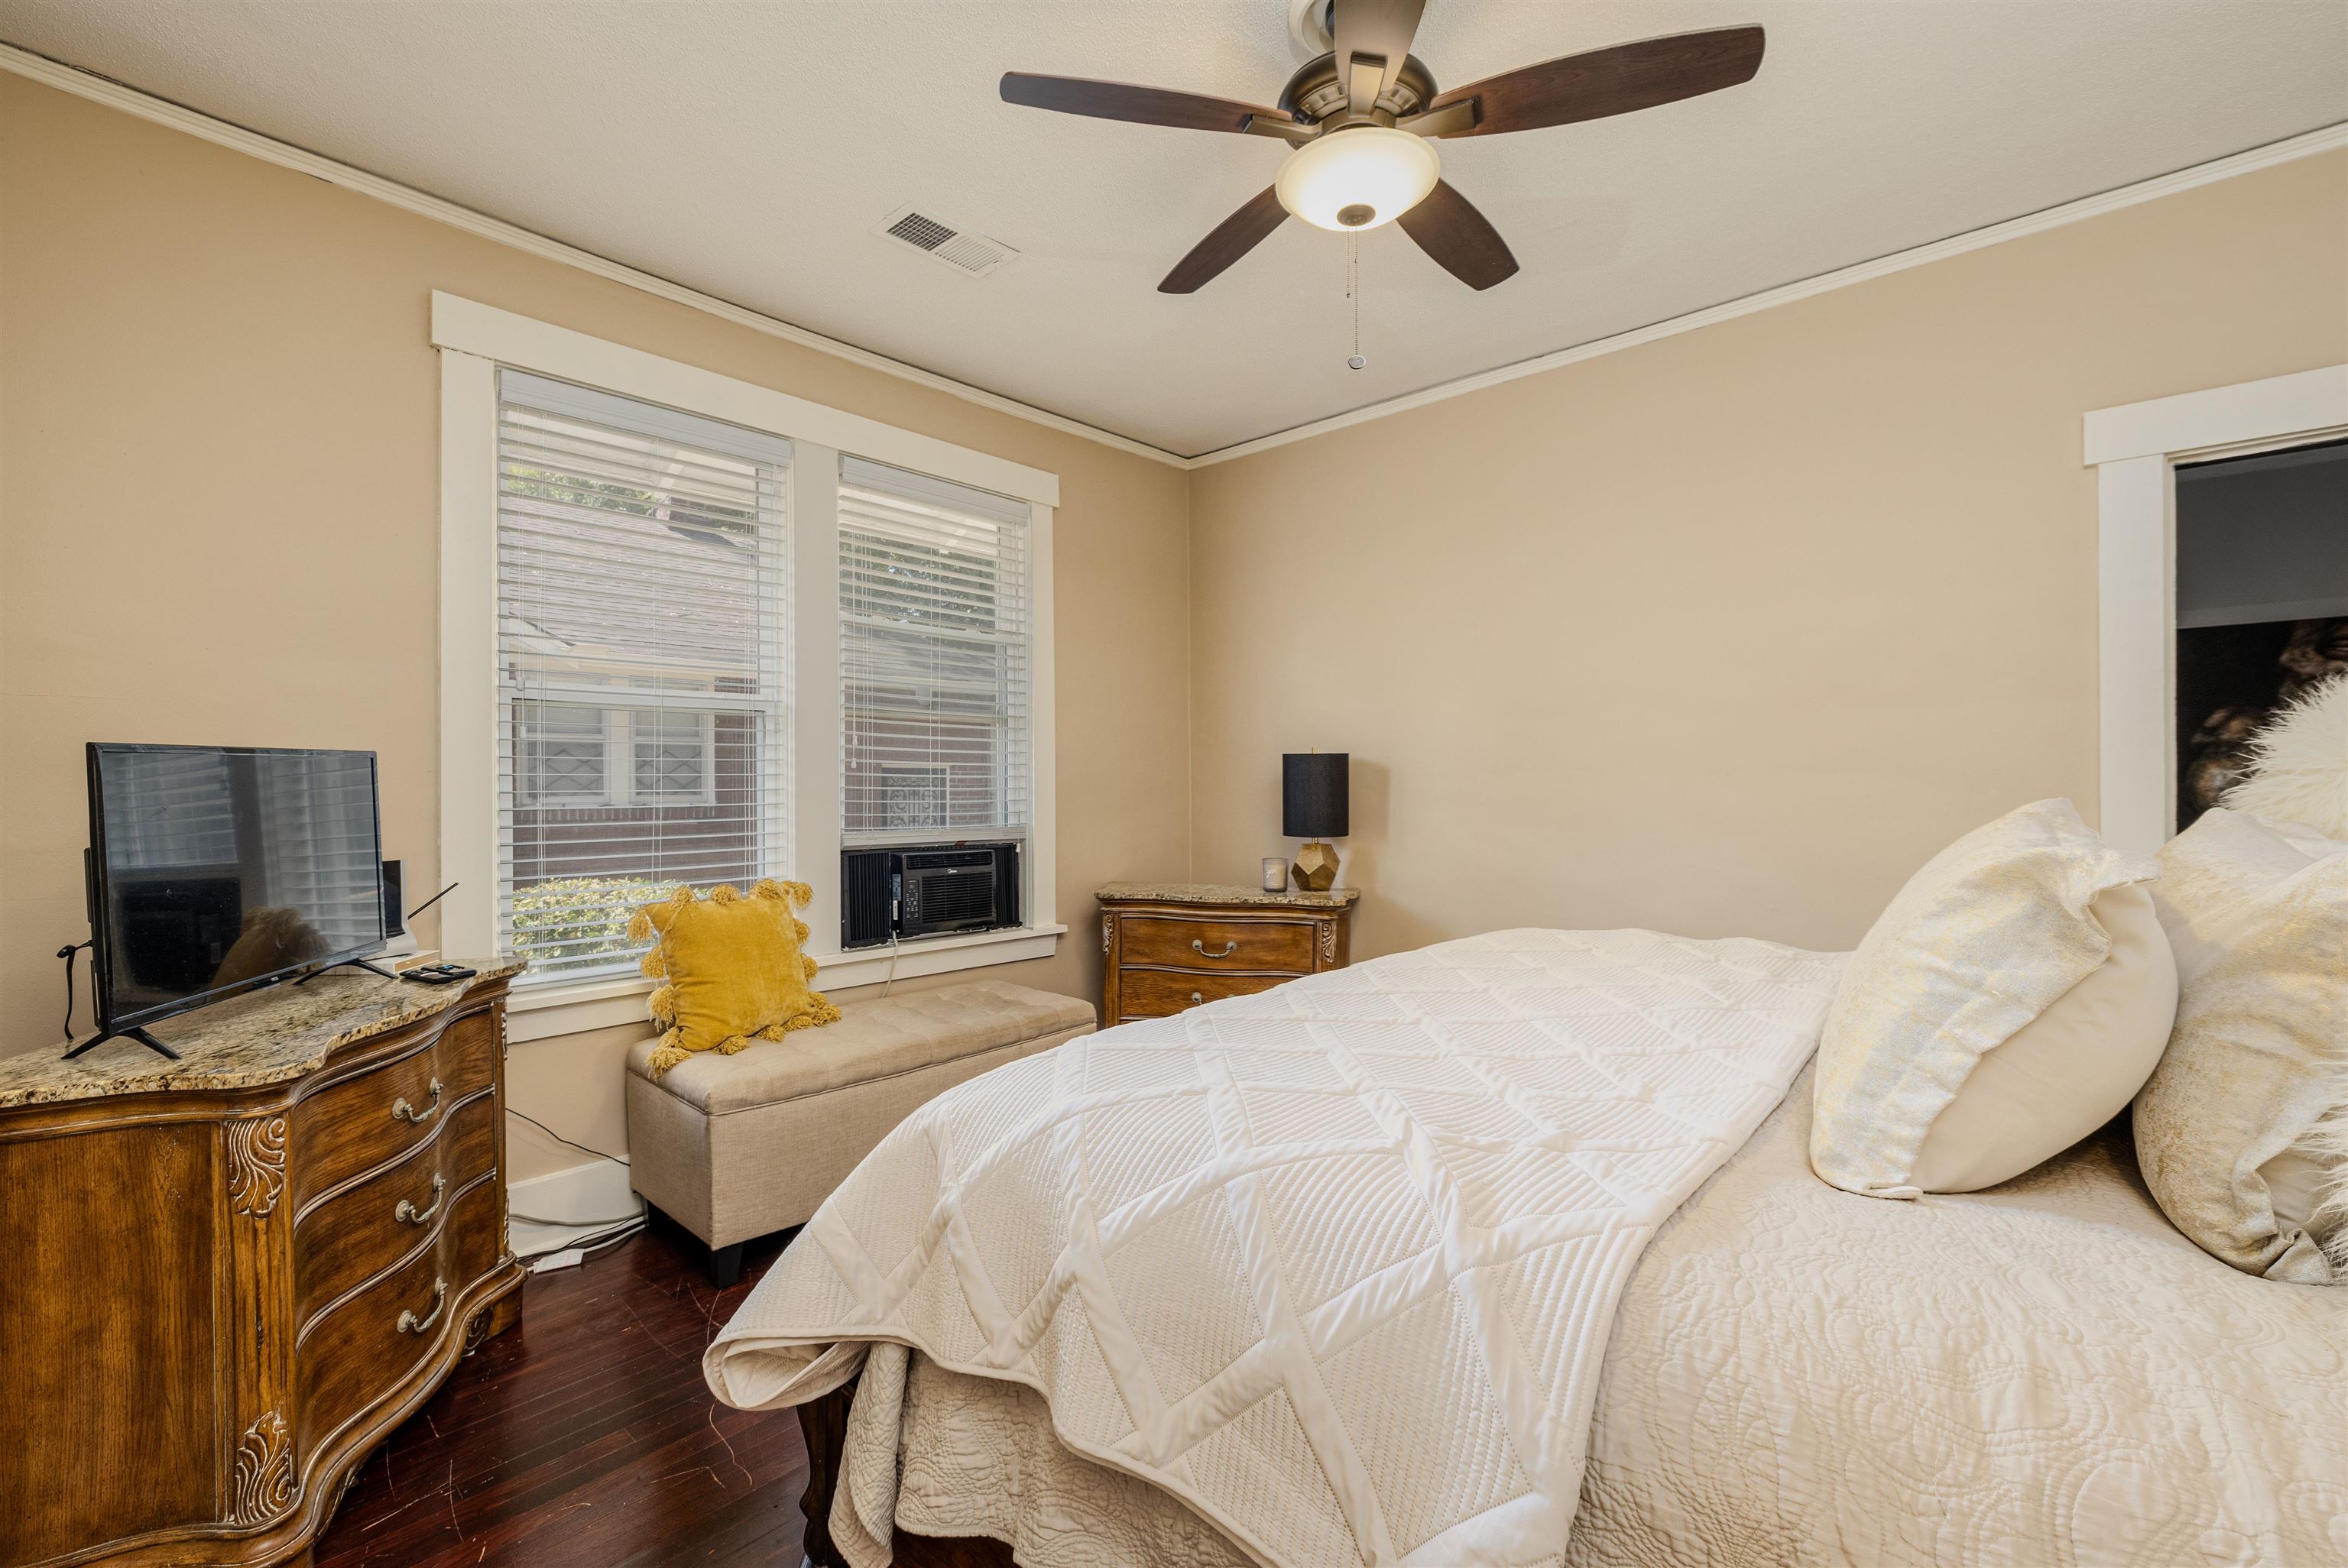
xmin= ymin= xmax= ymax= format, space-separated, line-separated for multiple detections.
xmin=1096 ymin=882 xmax=1360 ymax=910
xmin=0 ymin=957 xmax=525 ymax=1110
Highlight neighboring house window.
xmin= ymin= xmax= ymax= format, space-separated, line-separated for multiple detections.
xmin=632 ymin=709 xmax=717 ymax=802
xmin=495 ymin=371 xmax=790 ymax=983
xmin=838 ymin=458 xmax=1032 ymax=841
xmin=515 ymin=706 xmax=718 ymax=808
xmin=517 ymin=704 xmax=611 ymax=806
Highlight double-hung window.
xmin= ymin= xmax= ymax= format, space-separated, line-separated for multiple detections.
xmin=495 ymin=371 xmax=790 ymax=983
xmin=439 ymin=295 xmax=1059 ymax=1019
xmin=838 ymin=459 xmax=1032 ymax=843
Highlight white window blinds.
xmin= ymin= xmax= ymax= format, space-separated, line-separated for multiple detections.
xmin=495 ymin=371 xmax=791 ymax=983
xmin=838 ymin=458 xmax=1032 ymax=841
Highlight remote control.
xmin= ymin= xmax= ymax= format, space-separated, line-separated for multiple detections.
xmin=399 ymin=962 xmax=479 ymax=986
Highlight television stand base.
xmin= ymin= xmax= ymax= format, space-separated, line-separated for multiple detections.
xmin=62 ymin=1025 xmax=181 ymax=1062
xmin=295 ymin=956 xmax=400 ymax=986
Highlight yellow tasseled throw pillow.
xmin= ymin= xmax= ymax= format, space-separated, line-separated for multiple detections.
xmin=628 ymin=880 xmax=841 ymax=1080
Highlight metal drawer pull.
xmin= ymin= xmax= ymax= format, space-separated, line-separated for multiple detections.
xmin=1191 ymin=939 xmax=1239 ymax=958
xmin=391 ymin=1078 xmax=443 ymax=1124
xmin=395 ymin=1173 xmax=446 ymax=1226
xmin=1189 ymin=992 xmax=1205 ymax=1006
xmin=397 ymin=1277 xmax=448 ymax=1334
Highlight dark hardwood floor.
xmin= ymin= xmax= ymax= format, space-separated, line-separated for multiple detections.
xmin=314 ymin=1220 xmax=808 ymax=1568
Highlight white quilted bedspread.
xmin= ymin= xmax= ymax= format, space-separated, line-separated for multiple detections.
xmin=1568 ymin=1064 xmax=2348 ymax=1568
xmin=705 ymin=928 xmax=1845 ymax=1566
xmin=818 ymin=1076 xmax=2348 ymax=1568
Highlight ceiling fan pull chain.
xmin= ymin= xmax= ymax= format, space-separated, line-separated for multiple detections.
xmin=1347 ymin=233 xmax=1367 ymax=371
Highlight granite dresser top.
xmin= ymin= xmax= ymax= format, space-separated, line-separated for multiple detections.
xmin=0 ymin=957 xmax=525 ymax=1110
xmin=1097 ymin=882 xmax=1360 ymax=910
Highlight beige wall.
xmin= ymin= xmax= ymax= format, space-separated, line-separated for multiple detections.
xmin=0 ymin=79 xmax=1192 ymax=1179
xmin=1188 ymin=151 xmax=2348 ymax=963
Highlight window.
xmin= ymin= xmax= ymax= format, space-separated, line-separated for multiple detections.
xmin=839 ymin=458 xmax=1032 ymax=840
xmin=495 ymin=371 xmax=790 ymax=983
xmin=438 ymin=293 xmax=1062 ymax=1022
xmin=633 ymin=709 xmax=718 ymax=802
xmin=516 ymin=706 xmax=717 ymax=808
xmin=517 ymin=704 xmax=611 ymax=806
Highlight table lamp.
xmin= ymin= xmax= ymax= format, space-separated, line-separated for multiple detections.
xmin=1283 ymin=751 xmax=1349 ymax=893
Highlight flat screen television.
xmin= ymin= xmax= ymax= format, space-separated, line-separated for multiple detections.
xmin=81 ymin=744 xmax=385 ymax=1056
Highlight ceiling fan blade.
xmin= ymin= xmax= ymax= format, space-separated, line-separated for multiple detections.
xmin=1332 ymin=0 xmax=1428 ymax=108
xmin=1159 ymin=186 xmax=1289 ymax=293
xmin=1396 ymin=180 xmax=1518 ymax=290
xmin=1000 ymin=73 xmax=1292 ymax=134
xmin=1426 ymin=25 xmax=1764 ymax=138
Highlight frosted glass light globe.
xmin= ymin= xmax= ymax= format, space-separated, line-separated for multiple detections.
xmin=1274 ymin=125 xmax=1440 ymax=232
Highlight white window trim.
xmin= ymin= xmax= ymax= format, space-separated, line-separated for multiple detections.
xmin=437 ymin=295 xmax=1061 ymax=1033
xmin=2085 ymin=363 xmax=2348 ymax=857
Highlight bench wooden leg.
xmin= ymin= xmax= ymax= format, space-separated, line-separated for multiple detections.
xmin=709 ymin=1239 xmax=744 ymax=1288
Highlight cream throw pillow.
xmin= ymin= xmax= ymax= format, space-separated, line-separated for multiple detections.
xmin=2132 ymin=808 xmax=2348 ymax=1285
xmin=1811 ymin=799 xmax=2160 ymax=1200
xmin=1908 ymin=883 xmax=2176 ymax=1191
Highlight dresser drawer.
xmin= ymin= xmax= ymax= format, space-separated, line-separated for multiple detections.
xmin=294 ymin=1089 xmax=497 ymax=1330
xmin=291 ymin=1009 xmax=497 ymax=1208
xmin=1120 ymin=915 xmax=1315 ymax=973
xmin=1118 ymin=966 xmax=1292 ymax=1019
xmin=298 ymin=1171 xmax=501 ymax=1453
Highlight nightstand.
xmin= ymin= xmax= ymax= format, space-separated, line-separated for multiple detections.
xmin=1096 ymin=882 xmax=1360 ymax=1022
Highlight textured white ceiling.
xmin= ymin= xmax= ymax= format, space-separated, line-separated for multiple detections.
xmin=4 ymin=2 xmax=2343 ymax=456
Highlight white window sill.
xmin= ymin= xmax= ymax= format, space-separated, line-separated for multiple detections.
xmin=504 ymin=923 xmax=1068 ymax=1044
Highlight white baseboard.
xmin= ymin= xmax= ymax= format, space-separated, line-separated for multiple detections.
xmin=507 ymin=1157 xmax=641 ymax=1259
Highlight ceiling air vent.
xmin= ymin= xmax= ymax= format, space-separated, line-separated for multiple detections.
xmin=876 ymin=205 xmax=1020 ymax=278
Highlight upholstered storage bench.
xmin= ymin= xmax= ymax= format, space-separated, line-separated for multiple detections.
xmin=625 ymin=980 xmax=1095 ymax=1283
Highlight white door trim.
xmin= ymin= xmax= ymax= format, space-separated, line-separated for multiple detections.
xmin=2087 ymin=365 xmax=2348 ymax=855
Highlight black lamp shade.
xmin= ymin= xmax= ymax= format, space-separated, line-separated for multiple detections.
xmin=1283 ymin=753 xmax=1349 ymax=840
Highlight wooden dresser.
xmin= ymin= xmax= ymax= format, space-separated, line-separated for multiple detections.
xmin=1097 ymin=883 xmax=1359 ymax=1022
xmin=0 ymin=961 xmax=527 ymax=1568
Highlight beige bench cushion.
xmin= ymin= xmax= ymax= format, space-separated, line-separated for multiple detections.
xmin=627 ymin=980 xmax=1097 ymax=1115
xmin=626 ymin=979 xmax=1097 ymax=1247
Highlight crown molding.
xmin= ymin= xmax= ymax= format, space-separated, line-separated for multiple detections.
xmin=6 ymin=41 xmax=2340 ymax=471
xmin=0 ymin=42 xmax=1189 ymax=469
xmin=1184 ymin=120 xmax=2348 ymax=468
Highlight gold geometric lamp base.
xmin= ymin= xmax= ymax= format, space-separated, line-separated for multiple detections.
xmin=1283 ymin=750 xmax=1351 ymax=895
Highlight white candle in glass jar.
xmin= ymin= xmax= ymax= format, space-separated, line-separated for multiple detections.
xmin=1262 ymin=857 xmax=1288 ymax=893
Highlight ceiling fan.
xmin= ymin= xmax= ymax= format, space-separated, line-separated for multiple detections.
xmin=1000 ymin=0 xmax=1764 ymax=293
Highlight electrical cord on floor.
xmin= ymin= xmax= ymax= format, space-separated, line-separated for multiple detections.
xmin=515 ymin=1216 xmax=637 ymax=1254
xmin=507 ymin=1105 xmax=630 ymax=1166
xmin=881 ymin=928 xmax=901 ymax=997
xmin=515 ymin=1216 xmax=644 ymax=1265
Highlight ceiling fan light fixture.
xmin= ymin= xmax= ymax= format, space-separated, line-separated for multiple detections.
xmin=1274 ymin=125 xmax=1439 ymax=232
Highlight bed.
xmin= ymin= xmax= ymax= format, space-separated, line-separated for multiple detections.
xmin=708 ymin=930 xmax=2346 ymax=1567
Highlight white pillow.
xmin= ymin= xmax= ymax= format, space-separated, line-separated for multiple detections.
xmin=1811 ymin=799 xmax=2163 ymax=1199
xmin=2132 ymin=808 xmax=2348 ymax=1283
xmin=1908 ymin=883 xmax=2176 ymax=1191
